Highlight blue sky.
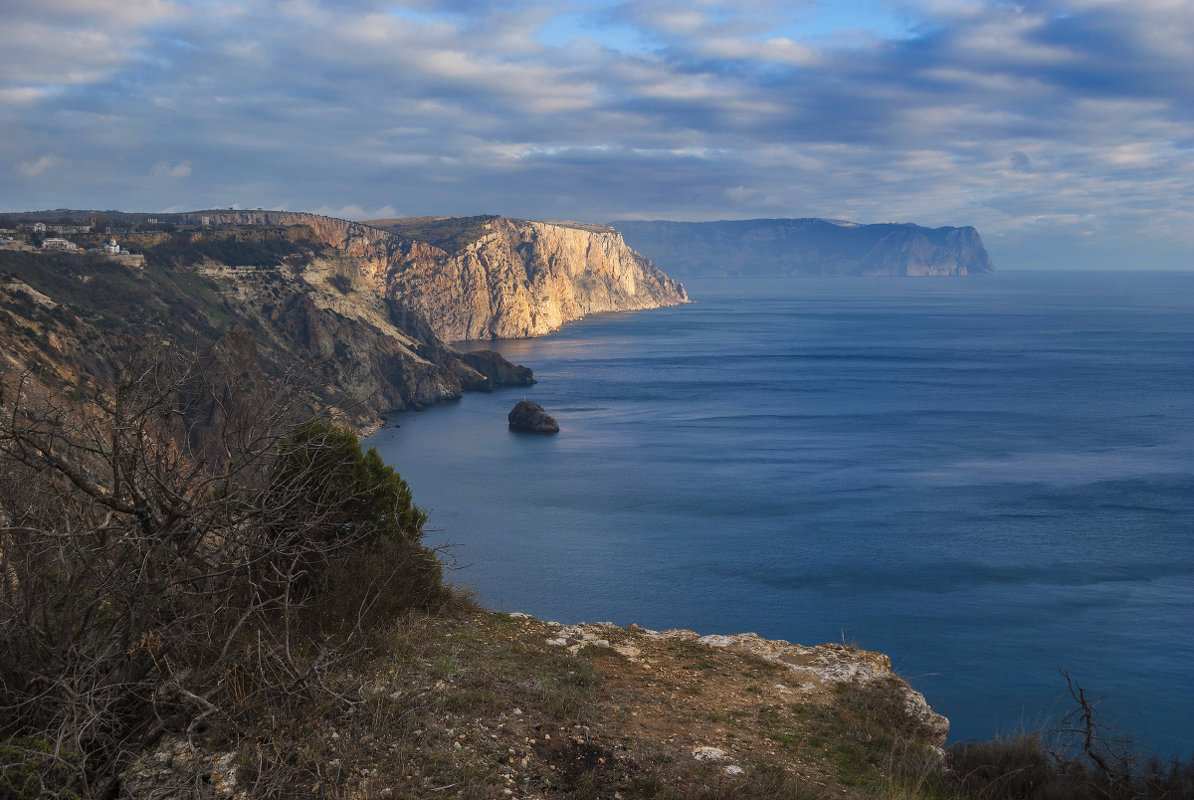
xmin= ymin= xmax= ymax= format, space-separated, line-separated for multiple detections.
xmin=1 ymin=0 xmax=1192 ymax=268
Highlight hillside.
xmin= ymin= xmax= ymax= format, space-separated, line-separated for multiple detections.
xmin=0 ymin=226 xmax=531 ymax=432
xmin=615 ymin=218 xmax=995 ymax=278
xmin=169 ymin=211 xmax=690 ymax=341
xmin=116 ymin=607 xmax=951 ymax=799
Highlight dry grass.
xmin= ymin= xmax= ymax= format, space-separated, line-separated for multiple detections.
xmin=170 ymin=607 xmax=948 ymax=799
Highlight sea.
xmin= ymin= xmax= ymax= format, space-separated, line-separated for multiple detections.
xmin=366 ymin=271 xmax=1194 ymax=757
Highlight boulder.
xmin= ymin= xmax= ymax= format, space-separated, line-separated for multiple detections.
xmin=508 ymin=400 xmax=559 ymax=434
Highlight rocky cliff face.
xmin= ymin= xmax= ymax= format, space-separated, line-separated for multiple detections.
xmin=0 ymin=234 xmax=530 ymax=433
xmin=375 ymin=217 xmax=689 ymax=341
xmin=616 ymin=218 xmax=996 ymax=278
xmin=178 ymin=212 xmax=689 ymax=341
xmin=3 ymin=208 xmax=686 ymax=429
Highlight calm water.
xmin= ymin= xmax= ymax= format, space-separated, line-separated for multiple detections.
xmin=367 ymin=272 xmax=1194 ymax=756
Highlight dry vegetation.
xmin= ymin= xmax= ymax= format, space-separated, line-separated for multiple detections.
xmin=363 ymin=216 xmax=502 ymax=255
xmin=112 ymin=606 xmax=949 ymax=800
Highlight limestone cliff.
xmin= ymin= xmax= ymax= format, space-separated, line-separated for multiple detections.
xmin=0 ymin=233 xmax=529 ymax=433
xmin=178 ymin=212 xmax=689 ymax=341
xmin=375 ymin=217 xmax=688 ymax=341
xmin=616 ymin=218 xmax=996 ymax=278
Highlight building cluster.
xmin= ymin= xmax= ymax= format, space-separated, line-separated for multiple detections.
xmin=23 ymin=221 xmax=93 ymax=235
xmin=0 ymin=226 xmax=135 ymax=256
xmin=41 ymin=237 xmax=81 ymax=252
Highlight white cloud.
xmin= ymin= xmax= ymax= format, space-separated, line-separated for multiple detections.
xmin=16 ymin=155 xmax=65 ymax=176
xmin=700 ymin=35 xmax=819 ymax=65
xmin=151 ymin=160 xmax=192 ymax=178
xmin=0 ymin=87 xmax=48 ymax=104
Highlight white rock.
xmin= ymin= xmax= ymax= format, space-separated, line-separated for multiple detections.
xmin=692 ymin=746 xmax=728 ymax=762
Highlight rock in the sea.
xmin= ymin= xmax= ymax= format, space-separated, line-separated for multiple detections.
xmin=508 ymin=400 xmax=559 ymax=433
xmin=460 ymin=349 xmax=536 ymax=387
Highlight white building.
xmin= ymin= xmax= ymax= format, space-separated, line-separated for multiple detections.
xmin=41 ymin=237 xmax=78 ymax=251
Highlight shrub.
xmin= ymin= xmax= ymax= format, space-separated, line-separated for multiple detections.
xmin=0 ymin=739 xmax=81 ymax=800
xmin=0 ymin=352 xmax=444 ymax=797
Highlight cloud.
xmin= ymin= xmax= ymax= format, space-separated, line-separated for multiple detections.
xmin=0 ymin=0 xmax=1191 ymax=267
xmin=0 ymin=87 xmax=48 ymax=104
xmin=17 ymin=155 xmax=65 ymax=176
xmin=152 ymin=160 xmax=192 ymax=178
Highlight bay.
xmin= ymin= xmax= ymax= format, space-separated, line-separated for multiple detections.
xmin=366 ymin=271 xmax=1194 ymax=756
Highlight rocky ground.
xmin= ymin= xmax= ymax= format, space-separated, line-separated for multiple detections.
xmin=121 ymin=607 xmax=949 ymax=799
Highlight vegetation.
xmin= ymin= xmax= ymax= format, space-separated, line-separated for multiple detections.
xmin=0 ymin=248 xmax=236 ymax=342
xmin=943 ymin=676 xmax=1194 ymax=800
xmin=0 ymin=352 xmax=443 ymax=798
xmin=144 ymin=227 xmax=319 ymax=269
xmin=370 ymin=215 xmax=501 ymax=254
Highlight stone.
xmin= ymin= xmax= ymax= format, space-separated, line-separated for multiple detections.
xmin=692 ymin=746 xmax=728 ymax=762
xmin=508 ymin=400 xmax=559 ymax=433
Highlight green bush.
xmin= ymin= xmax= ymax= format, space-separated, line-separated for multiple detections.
xmin=275 ymin=420 xmax=429 ymax=544
xmin=0 ymin=739 xmax=80 ymax=800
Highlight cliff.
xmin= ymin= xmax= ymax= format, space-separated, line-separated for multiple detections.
xmin=615 ymin=218 xmax=996 ymax=278
xmin=177 ymin=211 xmax=689 ymax=341
xmin=0 ymin=231 xmax=530 ymax=432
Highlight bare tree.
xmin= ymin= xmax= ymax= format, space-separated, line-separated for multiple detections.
xmin=1046 ymin=672 xmax=1137 ymax=794
xmin=0 ymin=348 xmax=442 ymax=798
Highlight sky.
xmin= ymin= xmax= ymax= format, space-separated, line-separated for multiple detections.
xmin=1 ymin=0 xmax=1192 ymax=269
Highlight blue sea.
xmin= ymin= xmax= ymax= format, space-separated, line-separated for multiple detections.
xmin=367 ymin=271 xmax=1194 ymax=756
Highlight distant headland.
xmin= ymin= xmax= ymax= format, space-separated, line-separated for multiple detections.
xmin=614 ymin=217 xmax=995 ymax=278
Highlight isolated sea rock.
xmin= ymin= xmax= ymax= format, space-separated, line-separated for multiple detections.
xmin=508 ymin=400 xmax=559 ymax=433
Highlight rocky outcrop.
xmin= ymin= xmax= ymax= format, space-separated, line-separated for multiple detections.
xmin=461 ymin=350 xmax=536 ymax=388
xmin=176 ymin=212 xmax=689 ymax=342
xmin=616 ymin=218 xmax=995 ymax=278
xmin=532 ymin=617 xmax=949 ymax=746
xmin=374 ymin=217 xmax=689 ymax=341
xmin=508 ymin=400 xmax=559 ymax=433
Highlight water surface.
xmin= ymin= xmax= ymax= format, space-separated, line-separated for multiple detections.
xmin=368 ymin=272 xmax=1194 ymax=755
